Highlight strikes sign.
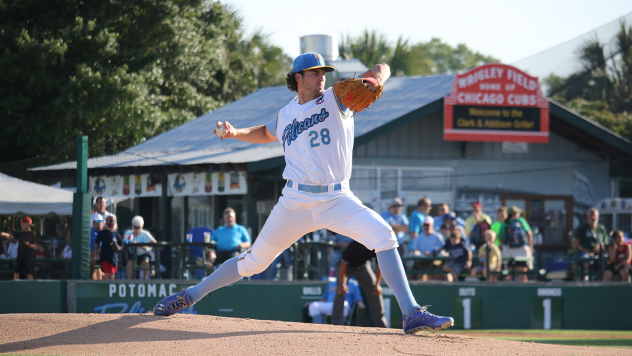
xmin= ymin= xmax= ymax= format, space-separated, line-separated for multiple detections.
xmin=444 ymin=64 xmax=549 ymax=143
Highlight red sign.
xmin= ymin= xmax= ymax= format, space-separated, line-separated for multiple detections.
xmin=444 ymin=64 xmax=549 ymax=143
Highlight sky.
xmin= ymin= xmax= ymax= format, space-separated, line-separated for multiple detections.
xmin=221 ymin=0 xmax=632 ymax=65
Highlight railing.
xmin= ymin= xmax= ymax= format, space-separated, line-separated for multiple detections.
xmin=402 ymin=254 xmax=538 ymax=281
xmin=293 ymin=241 xmax=333 ymax=281
xmin=0 ymin=258 xmax=72 ymax=279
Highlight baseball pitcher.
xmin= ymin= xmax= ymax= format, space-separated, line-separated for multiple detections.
xmin=153 ymin=52 xmax=453 ymax=333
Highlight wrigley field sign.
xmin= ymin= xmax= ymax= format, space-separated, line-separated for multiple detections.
xmin=444 ymin=64 xmax=549 ymax=143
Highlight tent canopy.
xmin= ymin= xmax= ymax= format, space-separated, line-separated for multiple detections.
xmin=0 ymin=173 xmax=74 ymax=216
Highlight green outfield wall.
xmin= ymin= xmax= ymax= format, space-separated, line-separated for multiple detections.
xmin=1 ymin=280 xmax=630 ymax=330
xmin=0 ymin=281 xmax=66 ymax=313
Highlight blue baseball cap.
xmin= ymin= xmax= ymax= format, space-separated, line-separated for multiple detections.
xmin=443 ymin=212 xmax=457 ymax=220
xmin=292 ymin=52 xmax=335 ymax=74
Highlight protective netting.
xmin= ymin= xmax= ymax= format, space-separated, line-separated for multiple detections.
xmin=512 ymin=12 xmax=632 ymax=94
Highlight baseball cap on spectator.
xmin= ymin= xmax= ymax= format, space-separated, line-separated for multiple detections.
xmin=91 ymin=211 xmax=105 ymax=222
xmin=423 ymin=216 xmax=434 ymax=225
xmin=292 ymin=52 xmax=335 ymax=74
xmin=508 ymin=206 xmax=522 ymax=216
xmin=389 ymin=197 xmax=404 ymax=208
xmin=471 ymin=200 xmax=481 ymax=207
xmin=92 ymin=213 xmax=104 ymax=223
xmin=21 ymin=217 xmax=33 ymax=225
xmin=443 ymin=212 xmax=457 ymax=221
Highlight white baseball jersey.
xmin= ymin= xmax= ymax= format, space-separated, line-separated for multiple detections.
xmin=267 ymin=88 xmax=353 ymax=185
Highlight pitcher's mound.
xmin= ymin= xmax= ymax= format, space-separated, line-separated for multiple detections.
xmin=0 ymin=314 xmax=626 ymax=355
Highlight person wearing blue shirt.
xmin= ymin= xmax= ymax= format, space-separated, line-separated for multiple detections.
xmin=409 ymin=197 xmax=432 ymax=253
xmin=306 ymin=277 xmax=363 ymax=324
xmin=411 ymin=216 xmax=445 ymax=281
xmin=412 ymin=216 xmax=445 ymax=256
xmin=211 ymin=208 xmax=251 ymax=266
xmin=381 ymin=198 xmax=409 ymax=257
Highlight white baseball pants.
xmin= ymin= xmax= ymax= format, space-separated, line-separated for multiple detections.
xmin=308 ymin=300 xmax=350 ymax=318
xmin=237 ymin=183 xmax=398 ymax=277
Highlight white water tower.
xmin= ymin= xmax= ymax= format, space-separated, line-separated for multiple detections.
xmin=300 ymin=34 xmax=339 ymax=61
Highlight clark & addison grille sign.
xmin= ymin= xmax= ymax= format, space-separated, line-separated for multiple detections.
xmin=444 ymin=64 xmax=549 ymax=143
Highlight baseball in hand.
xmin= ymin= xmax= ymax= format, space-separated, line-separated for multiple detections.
xmin=215 ymin=124 xmax=225 ymax=137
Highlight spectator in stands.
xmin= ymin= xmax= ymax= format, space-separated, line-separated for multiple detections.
xmin=412 ymin=216 xmax=445 ymax=257
xmin=434 ymin=203 xmax=465 ymax=232
xmin=306 ymin=277 xmax=363 ymax=324
xmin=465 ymin=200 xmax=492 ymax=249
xmin=470 ymin=230 xmax=502 ymax=281
xmin=91 ymin=197 xmax=113 ymax=224
xmin=1 ymin=233 xmax=18 ymax=259
xmin=1 ymin=217 xmax=37 ymax=280
xmin=572 ymin=207 xmax=608 ymax=259
xmin=498 ymin=206 xmax=533 ymax=282
xmin=443 ymin=212 xmax=467 ymax=245
xmin=126 ymin=215 xmax=157 ymax=280
xmin=90 ymin=213 xmax=104 ymax=280
xmin=51 ymin=223 xmax=70 ymax=258
xmin=96 ymin=215 xmax=123 ymax=280
xmin=62 ymin=233 xmax=72 ymax=259
xmin=440 ymin=230 xmax=471 ymax=282
xmin=411 ymin=216 xmax=445 ymax=281
xmin=328 ymin=233 xmax=353 ymax=277
xmin=333 ymin=241 xmax=387 ymax=327
xmin=490 ymin=207 xmax=507 ymax=246
xmin=603 ymin=230 xmax=630 ymax=282
xmin=381 ymin=198 xmax=409 ymax=257
xmin=409 ymin=197 xmax=432 ymax=253
xmin=211 ymin=208 xmax=251 ymax=266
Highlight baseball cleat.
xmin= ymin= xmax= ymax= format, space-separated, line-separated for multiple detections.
xmin=153 ymin=287 xmax=193 ymax=316
xmin=403 ymin=305 xmax=454 ymax=334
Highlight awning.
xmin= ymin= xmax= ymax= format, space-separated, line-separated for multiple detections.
xmin=0 ymin=173 xmax=74 ymax=215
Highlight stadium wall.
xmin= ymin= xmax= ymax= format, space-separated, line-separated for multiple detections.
xmin=0 ymin=281 xmax=66 ymax=313
xmin=1 ymin=281 xmax=630 ymax=330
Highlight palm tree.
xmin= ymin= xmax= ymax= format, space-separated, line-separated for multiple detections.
xmin=550 ymin=21 xmax=632 ymax=114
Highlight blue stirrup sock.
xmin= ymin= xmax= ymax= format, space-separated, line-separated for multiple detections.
xmin=187 ymin=257 xmax=242 ymax=304
xmin=376 ymin=248 xmax=418 ymax=317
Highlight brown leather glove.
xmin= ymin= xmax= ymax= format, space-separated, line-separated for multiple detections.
xmin=333 ymin=76 xmax=383 ymax=112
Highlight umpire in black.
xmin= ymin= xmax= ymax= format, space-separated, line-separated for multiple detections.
xmin=332 ymin=241 xmax=388 ymax=327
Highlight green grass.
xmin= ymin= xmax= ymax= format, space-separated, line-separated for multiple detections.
xmin=442 ymin=329 xmax=632 ymax=349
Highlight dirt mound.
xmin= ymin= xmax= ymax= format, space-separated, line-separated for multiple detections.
xmin=0 ymin=314 xmax=627 ymax=356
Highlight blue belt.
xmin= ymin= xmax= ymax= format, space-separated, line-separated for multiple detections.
xmin=287 ymin=180 xmax=341 ymax=193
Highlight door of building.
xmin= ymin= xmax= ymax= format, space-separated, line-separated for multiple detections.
xmin=501 ymin=195 xmax=573 ymax=248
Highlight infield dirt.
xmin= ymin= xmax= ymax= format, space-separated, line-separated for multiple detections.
xmin=0 ymin=313 xmax=627 ymax=356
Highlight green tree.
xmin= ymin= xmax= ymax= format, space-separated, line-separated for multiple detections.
xmin=339 ymin=30 xmax=392 ymax=68
xmin=564 ymin=99 xmax=632 ymax=141
xmin=0 ymin=0 xmax=290 ymax=166
xmin=545 ymin=21 xmax=632 ymax=142
xmin=414 ymin=38 xmax=498 ymax=74
xmin=339 ymin=31 xmax=498 ymax=76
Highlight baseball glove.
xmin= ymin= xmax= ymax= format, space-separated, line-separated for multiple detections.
xmin=333 ymin=76 xmax=383 ymax=112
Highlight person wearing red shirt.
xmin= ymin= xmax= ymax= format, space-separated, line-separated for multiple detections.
xmin=604 ymin=230 xmax=630 ymax=282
